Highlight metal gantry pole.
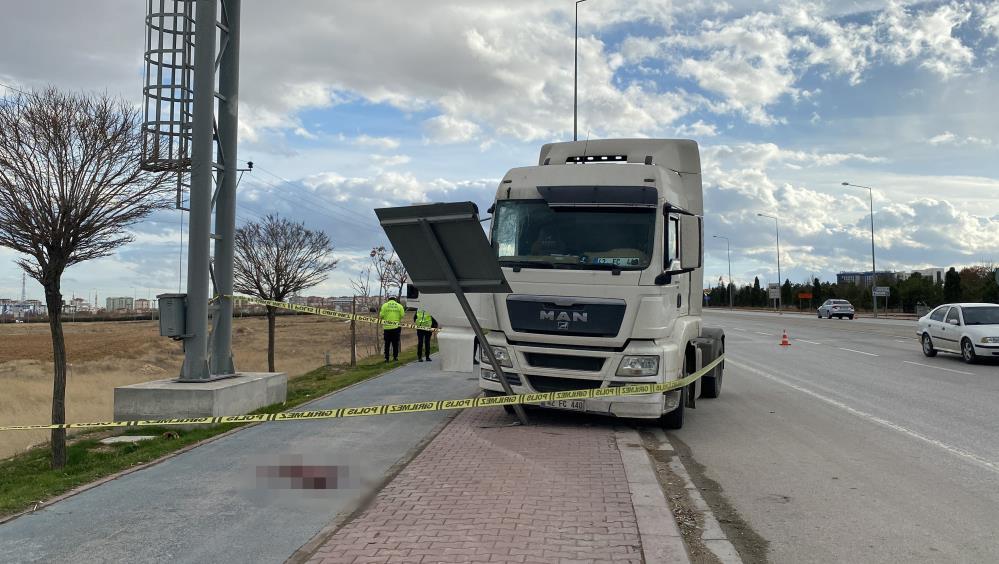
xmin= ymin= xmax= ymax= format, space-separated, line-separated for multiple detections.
xmin=181 ymin=0 xmax=219 ymax=381
xmin=210 ymin=0 xmax=240 ymax=375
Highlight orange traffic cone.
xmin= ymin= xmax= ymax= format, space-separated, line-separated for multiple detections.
xmin=780 ymin=330 xmax=791 ymax=347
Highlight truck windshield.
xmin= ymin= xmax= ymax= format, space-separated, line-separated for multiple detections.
xmin=492 ymin=199 xmax=656 ymax=270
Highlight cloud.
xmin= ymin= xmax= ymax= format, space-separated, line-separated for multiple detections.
xmin=876 ymin=1 xmax=976 ymax=79
xmin=423 ymin=115 xmax=481 ymax=144
xmin=927 ymin=131 xmax=993 ymax=146
xmin=371 ymin=154 xmax=412 ymax=167
xmin=353 ymin=135 xmax=401 ymax=150
xmin=675 ymin=120 xmax=719 ymax=137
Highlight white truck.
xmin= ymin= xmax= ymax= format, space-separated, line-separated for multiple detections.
xmin=423 ymin=138 xmax=724 ymax=429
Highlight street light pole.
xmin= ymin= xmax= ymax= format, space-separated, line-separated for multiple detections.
xmin=574 ymin=0 xmax=587 ymax=142
xmin=757 ymin=213 xmax=781 ymax=312
xmin=713 ymin=235 xmax=733 ymax=308
xmin=842 ymin=182 xmax=877 ymax=318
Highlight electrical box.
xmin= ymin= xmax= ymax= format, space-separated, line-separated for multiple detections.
xmin=157 ymin=293 xmax=187 ymax=338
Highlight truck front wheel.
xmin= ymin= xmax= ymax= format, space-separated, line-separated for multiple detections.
xmin=701 ymin=339 xmax=724 ymax=399
xmin=660 ymin=388 xmax=686 ymax=430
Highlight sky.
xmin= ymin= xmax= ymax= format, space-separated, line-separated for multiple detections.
xmin=1 ymin=0 xmax=998 ymax=301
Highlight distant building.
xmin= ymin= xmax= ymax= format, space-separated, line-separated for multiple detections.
xmin=106 ymin=297 xmax=133 ymax=312
xmin=134 ymin=298 xmax=151 ymax=311
xmin=836 ymin=271 xmax=897 ymax=287
xmin=305 ymin=296 xmax=326 ymax=308
xmin=914 ymin=267 xmax=945 ymax=284
xmin=288 ymin=294 xmax=307 ymax=306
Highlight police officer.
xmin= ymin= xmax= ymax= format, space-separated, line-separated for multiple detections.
xmin=379 ymin=296 xmax=405 ymax=362
xmin=414 ymin=307 xmax=438 ymax=362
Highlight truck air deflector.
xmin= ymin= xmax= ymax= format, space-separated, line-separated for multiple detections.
xmin=537 ymin=186 xmax=657 ymax=208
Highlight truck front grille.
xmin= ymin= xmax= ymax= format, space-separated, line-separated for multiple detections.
xmin=525 ymin=375 xmax=603 ymax=393
xmin=523 ymin=353 xmax=605 ymax=372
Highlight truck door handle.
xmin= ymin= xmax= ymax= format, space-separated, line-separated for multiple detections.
xmin=677 ymin=294 xmax=682 ymax=308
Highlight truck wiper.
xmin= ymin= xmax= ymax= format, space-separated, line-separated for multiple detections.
xmin=499 ymin=260 xmax=555 ymax=271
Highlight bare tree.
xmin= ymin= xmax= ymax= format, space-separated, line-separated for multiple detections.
xmin=0 ymin=88 xmax=171 ymax=468
xmin=386 ymin=260 xmax=409 ymax=299
xmin=369 ymin=245 xmax=394 ymax=302
xmin=234 ymin=214 xmax=337 ymax=372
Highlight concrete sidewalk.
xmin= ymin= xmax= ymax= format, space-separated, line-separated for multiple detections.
xmin=0 ymin=360 xmax=480 ymax=564
xmin=304 ymin=407 xmax=688 ymax=564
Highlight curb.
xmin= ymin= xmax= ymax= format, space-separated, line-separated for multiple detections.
xmin=649 ymin=428 xmax=743 ymax=564
xmin=616 ymin=428 xmax=690 ymax=564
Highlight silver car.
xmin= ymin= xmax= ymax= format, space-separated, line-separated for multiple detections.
xmin=817 ymin=299 xmax=855 ymax=319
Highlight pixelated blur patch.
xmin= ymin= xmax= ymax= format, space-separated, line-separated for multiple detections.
xmin=254 ymin=454 xmax=358 ymax=490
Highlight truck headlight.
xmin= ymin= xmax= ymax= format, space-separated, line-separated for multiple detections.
xmin=480 ymin=368 xmax=498 ymax=382
xmin=617 ymin=355 xmax=659 ymax=377
xmin=480 ymin=346 xmax=512 ymax=367
xmin=981 ymin=337 xmax=999 ymax=344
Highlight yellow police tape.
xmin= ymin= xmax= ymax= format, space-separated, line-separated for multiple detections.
xmin=228 ymin=295 xmax=438 ymax=332
xmin=0 ymin=355 xmax=723 ymax=432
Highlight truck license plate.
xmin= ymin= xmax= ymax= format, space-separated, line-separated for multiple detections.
xmin=539 ymin=400 xmax=585 ymax=411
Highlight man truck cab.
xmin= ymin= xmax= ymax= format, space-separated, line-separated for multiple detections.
xmin=421 ymin=139 xmax=724 ymax=429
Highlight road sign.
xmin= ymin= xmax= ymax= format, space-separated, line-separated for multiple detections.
xmin=873 ymin=286 xmax=890 ymax=297
xmin=768 ymin=288 xmax=780 ymax=299
xmin=798 ymin=292 xmax=813 ymax=299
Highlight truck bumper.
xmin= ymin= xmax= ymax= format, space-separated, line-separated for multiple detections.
xmin=479 ymin=374 xmax=677 ymax=419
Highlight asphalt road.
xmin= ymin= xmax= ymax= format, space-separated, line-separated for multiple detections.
xmin=676 ymin=309 xmax=999 ymax=563
xmin=0 ymin=360 xmax=479 ymax=564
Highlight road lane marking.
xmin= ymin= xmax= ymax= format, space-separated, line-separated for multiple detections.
xmin=903 ymin=360 xmax=973 ymax=376
xmin=730 ymin=359 xmax=999 ymax=475
xmin=837 ymin=347 xmax=878 ymax=357
xmin=755 ymin=331 xmax=774 ymax=336
xmin=797 ymin=339 xmax=822 ymax=345
xmin=731 ymin=327 xmax=746 ymax=332
xmin=895 ymin=340 xmax=909 ymax=343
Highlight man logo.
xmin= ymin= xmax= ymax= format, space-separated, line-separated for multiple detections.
xmin=557 ymin=321 xmax=569 ymax=330
xmin=539 ymin=310 xmax=588 ymax=323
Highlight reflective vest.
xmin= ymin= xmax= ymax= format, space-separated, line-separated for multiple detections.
xmin=415 ymin=310 xmax=433 ymax=330
xmin=379 ymin=300 xmax=405 ymax=330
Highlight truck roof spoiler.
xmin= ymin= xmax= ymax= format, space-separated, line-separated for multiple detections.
xmin=538 ymin=138 xmax=701 ymax=175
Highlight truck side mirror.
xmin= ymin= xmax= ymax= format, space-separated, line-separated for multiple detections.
xmin=679 ymin=215 xmax=702 ymax=270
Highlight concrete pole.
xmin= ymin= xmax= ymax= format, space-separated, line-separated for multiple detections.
xmin=181 ymin=0 xmax=219 ymax=381
xmin=210 ymin=0 xmax=240 ymax=375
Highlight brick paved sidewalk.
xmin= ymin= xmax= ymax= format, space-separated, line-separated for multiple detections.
xmin=307 ymin=407 xmax=644 ymax=564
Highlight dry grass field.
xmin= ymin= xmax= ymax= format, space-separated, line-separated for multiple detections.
xmin=0 ymin=314 xmax=413 ymax=460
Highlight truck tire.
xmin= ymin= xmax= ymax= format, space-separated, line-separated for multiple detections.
xmin=660 ymin=387 xmax=686 ymax=430
xmin=700 ymin=328 xmax=724 ymax=399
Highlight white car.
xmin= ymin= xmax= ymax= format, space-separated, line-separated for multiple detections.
xmin=917 ymin=303 xmax=999 ymax=364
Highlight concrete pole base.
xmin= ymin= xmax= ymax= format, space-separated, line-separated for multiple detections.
xmin=113 ymin=372 xmax=287 ymax=421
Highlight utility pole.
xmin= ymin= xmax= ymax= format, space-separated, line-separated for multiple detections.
xmin=842 ymin=182 xmax=877 ymax=318
xmin=757 ymin=213 xmax=782 ymax=312
xmin=713 ymin=235 xmax=733 ymax=308
xmin=350 ymin=296 xmax=357 ymax=367
xmin=573 ymin=0 xmax=587 ymax=141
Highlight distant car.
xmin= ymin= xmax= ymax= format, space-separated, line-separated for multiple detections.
xmin=918 ymin=303 xmax=999 ymax=364
xmin=818 ymin=299 xmax=855 ymax=319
